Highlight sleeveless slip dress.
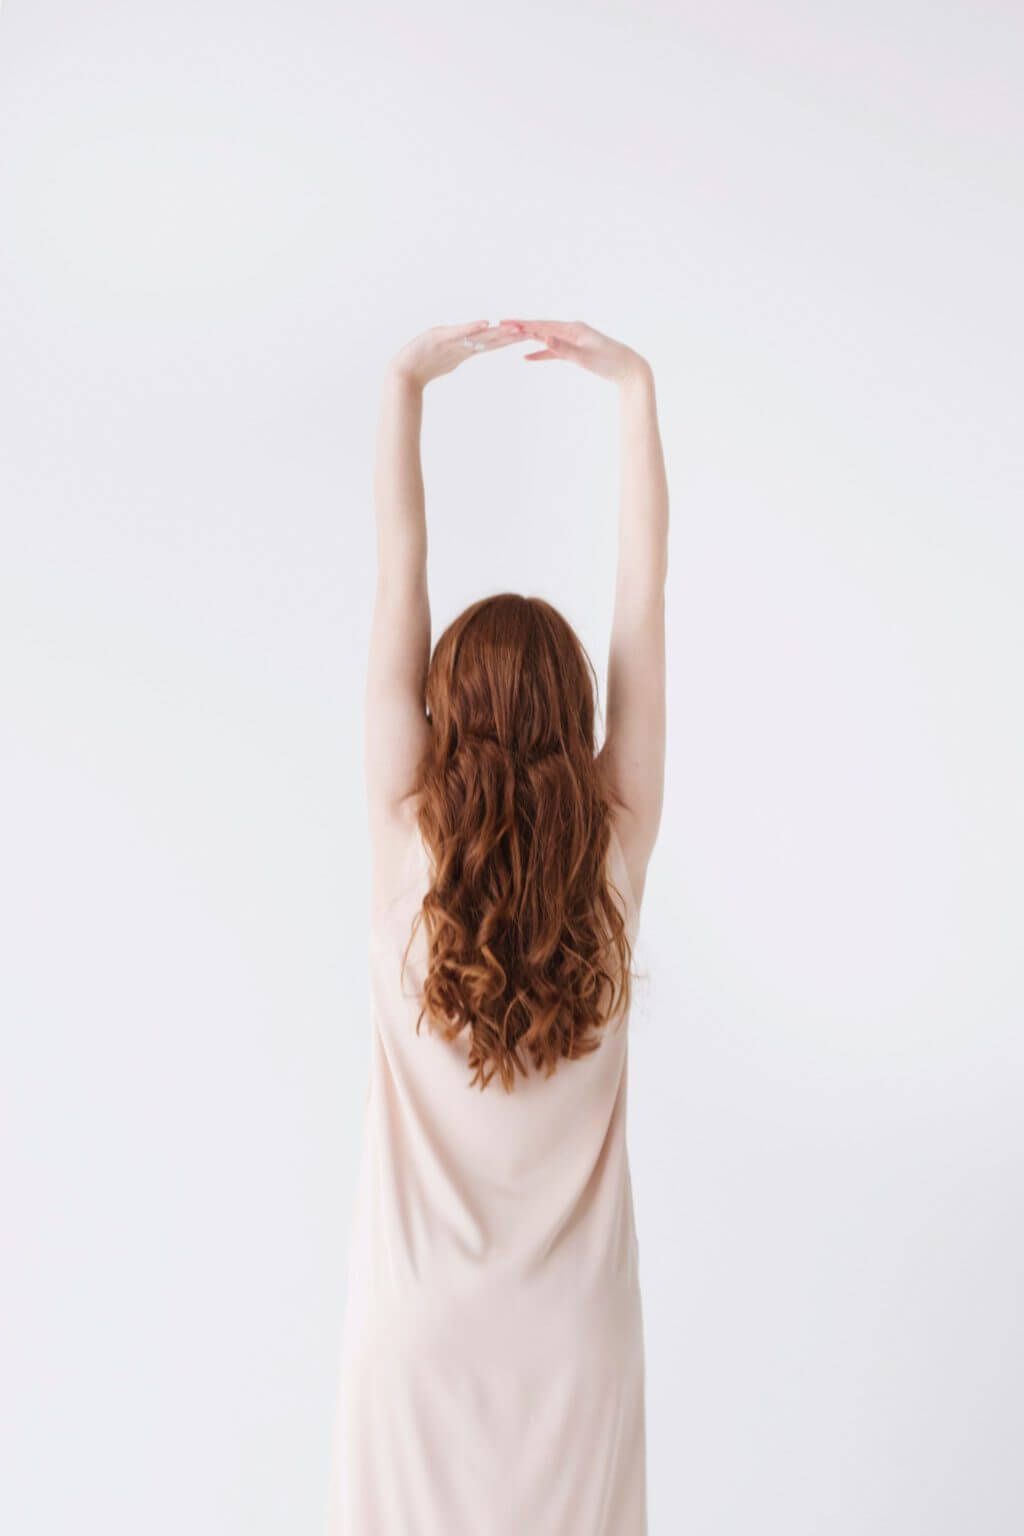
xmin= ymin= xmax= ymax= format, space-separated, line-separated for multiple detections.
xmin=326 ymin=816 xmax=647 ymax=1536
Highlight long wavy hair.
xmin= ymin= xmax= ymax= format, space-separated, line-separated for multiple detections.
xmin=401 ymin=593 xmax=636 ymax=1092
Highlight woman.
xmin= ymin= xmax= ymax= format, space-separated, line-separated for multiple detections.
xmin=327 ymin=317 xmax=669 ymax=1535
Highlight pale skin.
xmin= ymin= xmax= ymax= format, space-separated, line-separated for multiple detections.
xmin=365 ymin=317 xmax=669 ymax=912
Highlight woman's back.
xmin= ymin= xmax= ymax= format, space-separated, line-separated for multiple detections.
xmin=327 ymin=810 xmax=647 ymax=1536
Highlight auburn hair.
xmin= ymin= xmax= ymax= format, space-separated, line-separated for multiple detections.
xmin=401 ymin=593 xmax=636 ymax=1092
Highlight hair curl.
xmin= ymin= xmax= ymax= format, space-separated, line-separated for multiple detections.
xmin=401 ymin=593 xmax=636 ymax=1092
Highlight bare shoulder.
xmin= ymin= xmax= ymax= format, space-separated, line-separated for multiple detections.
xmin=368 ymin=792 xmax=424 ymax=915
xmin=597 ymin=752 xmax=653 ymax=914
xmin=609 ymin=810 xmax=652 ymax=916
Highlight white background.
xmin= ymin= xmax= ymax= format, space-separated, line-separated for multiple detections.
xmin=2 ymin=2 xmax=1022 ymax=1532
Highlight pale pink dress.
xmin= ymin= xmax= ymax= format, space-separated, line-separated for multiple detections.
xmin=326 ymin=816 xmax=646 ymax=1535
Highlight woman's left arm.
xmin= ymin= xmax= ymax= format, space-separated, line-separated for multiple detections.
xmin=364 ymin=321 xmax=523 ymax=838
xmin=365 ymin=366 xmax=431 ymax=836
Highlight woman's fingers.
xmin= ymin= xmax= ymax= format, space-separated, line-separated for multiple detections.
xmin=436 ymin=318 xmax=581 ymax=356
xmin=447 ymin=319 xmax=491 ymax=336
xmin=480 ymin=323 xmax=526 ymax=346
xmin=462 ymin=323 xmax=526 ymax=354
xmin=404 ymin=318 xmax=572 ymax=375
xmin=523 ymin=349 xmax=559 ymax=361
xmin=449 ymin=321 xmax=514 ymax=335
xmin=500 ymin=318 xmax=569 ymax=330
xmin=393 ymin=320 xmax=538 ymax=385
xmin=500 ymin=318 xmax=581 ymax=340
xmin=508 ymin=326 xmax=581 ymax=354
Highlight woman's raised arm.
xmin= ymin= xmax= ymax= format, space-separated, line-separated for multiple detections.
xmin=364 ymin=321 xmax=523 ymax=843
xmin=501 ymin=319 xmax=669 ymax=905
xmin=604 ymin=359 xmax=669 ymax=900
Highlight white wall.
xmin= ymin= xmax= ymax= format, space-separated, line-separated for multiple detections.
xmin=2 ymin=3 xmax=1022 ymax=1531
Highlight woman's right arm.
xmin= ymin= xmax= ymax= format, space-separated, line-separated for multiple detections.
xmin=501 ymin=319 xmax=670 ymax=905
xmin=602 ymin=357 xmax=669 ymax=900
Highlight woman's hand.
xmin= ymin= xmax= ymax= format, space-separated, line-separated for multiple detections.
xmin=389 ymin=320 xmax=525 ymax=390
xmin=499 ymin=318 xmax=649 ymax=386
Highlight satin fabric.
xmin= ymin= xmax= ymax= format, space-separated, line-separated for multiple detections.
xmin=327 ymin=818 xmax=646 ymax=1535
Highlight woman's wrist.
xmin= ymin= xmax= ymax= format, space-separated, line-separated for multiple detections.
xmin=386 ymin=358 xmax=426 ymax=395
xmin=619 ymin=353 xmax=654 ymax=393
